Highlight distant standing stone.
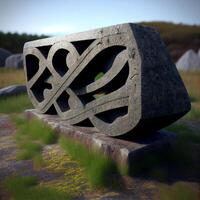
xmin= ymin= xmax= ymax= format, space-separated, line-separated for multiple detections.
xmin=0 ymin=48 xmax=11 ymax=67
xmin=176 ymin=49 xmax=200 ymax=71
xmin=5 ymin=53 xmax=23 ymax=68
xmin=0 ymin=85 xmax=26 ymax=97
xmin=198 ymin=49 xmax=200 ymax=57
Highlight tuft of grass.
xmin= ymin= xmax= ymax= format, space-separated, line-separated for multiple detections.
xmin=13 ymin=115 xmax=58 ymax=145
xmin=0 ymin=68 xmax=25 ymax=88
xmin=158 ymin=182 xmax=200 ymax=200
xmin=184 ymin=105 xmax=200 ymax=121
xmin=12 ymin=115 xmax=58 ymax=166
xmin=94 ymin=72 xmax=104 ymax=81
xmin=165 ymin=123 xmax=200 ymax=144
xmin=17 ymin=142 xmax=42 ymax=160
xmin=128 ymin=122 xmax=200 ymax=181
xmin=59 ymin=136 xmax=120 ymax=188
xmin=4 ymin=176 xmax=70 ymax=200
xmin=0 ymin=94 xmax=32 ymax=113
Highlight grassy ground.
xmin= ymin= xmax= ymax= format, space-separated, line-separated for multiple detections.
xmin=0 ymin=68 xmax=25 ymax=88
xmin=4 ymin=176 xmax=70 ymax=200
xmin=180 ymin=71 xmax=200 ymax=120
xmin=0 ymin=94 xmax=32 ymax=113
xmin=158 ymin=182 xmax=199 ymax=200
xmin=12 ymin=115 xmax=121 ymax=188
xmin=0 ymin=69 xmax=199 ymax=199
xmin=12 ymin=115 xmax=58 ymax=167
xmin=59 ymin=136 xmax=121 ymax=188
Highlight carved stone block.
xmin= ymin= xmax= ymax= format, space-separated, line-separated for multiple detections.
xmin=23 ymin=23 xmax=190 ymax=136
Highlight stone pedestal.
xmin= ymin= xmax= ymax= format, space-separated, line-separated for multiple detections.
xmin=25 ymin=109 xmax=176 ymax=169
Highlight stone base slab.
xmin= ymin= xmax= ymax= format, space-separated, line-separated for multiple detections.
xmin=25 ymin=109 xmax=176 ymax=168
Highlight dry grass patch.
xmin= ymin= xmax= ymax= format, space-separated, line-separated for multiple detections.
xmin=179 ymin=71 xmax=200 ymax=102
xmin=0 ymin=68 xmax=25 ymax=88
xmin=179 ymin=71 xmax=200 ymax=120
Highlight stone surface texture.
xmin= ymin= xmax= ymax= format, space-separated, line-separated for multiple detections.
xmin=0 ymin=85 xmax=26 ymax=97
xmin=176 ymin=49 xmax=200 ymax=71
xmin=23 ymin=23 xmax=190 ymax=137
xmin=5 ymin=53 xmax=23 ymax=68
xmin=0 ymin=48 xmax=11 ymax=67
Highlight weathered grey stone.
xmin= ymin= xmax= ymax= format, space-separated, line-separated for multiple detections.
xmin=23 ymin=23 xmax=190 ymax=137
xmin=0 ymin=48 xmax=11 ymax=67
xmin=5 ymin=53 xmax=23 ymax=68
xmin=198 ymin=49 xmax=200 ymax=57
xmin=176 ymin=49 xmax=200 ymax=71
xmin=0 ymin=84 xmax=26 ymax=97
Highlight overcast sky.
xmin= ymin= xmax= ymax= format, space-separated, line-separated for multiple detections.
xmin=1 ymin=0 xmax=200 ymax=35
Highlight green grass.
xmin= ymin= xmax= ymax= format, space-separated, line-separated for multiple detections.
xmin=59 ymin=136 xmax=120 ymax=188
xmin=165 ymin=123 xmax=200 ymax=144
xmin=184 ymin=106 xmax=200 ymax=121
xmin=4 ymin=176 xmax=70 ymax=200
xmin=13 ymin=115 xmax=122 ymax=188
xmin=94 ymin=72 xmax=104 ymax=81
xmin=0 ymin=94 xmax=32 ymax=113
xmin=12 ymin=115 xmax=58 ymax=165
xmin=158 ymin=182 xmax=199 ymax=200
xmin=128 ymin=122 xmax=200 ymax=181
xmin=13 ymin=115 xmax=58 ymax=145
xmin=17 ymin=142 xmax=42 ymax=160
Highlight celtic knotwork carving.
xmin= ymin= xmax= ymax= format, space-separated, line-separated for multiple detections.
xmin=23 ymin=23 xmax=190 ymax=136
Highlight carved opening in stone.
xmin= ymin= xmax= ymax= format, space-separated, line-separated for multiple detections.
xmin=37 ymin=45 xmax=52 ymax=58
xmin=52 ymin=49 xmax=69 ymax=77
xmin=56 ymin=91 xmax=70 ymax=112
xmin=70 ymin=46 xmax=126 ymax=90
xmin=25 ymin=54 xmax=39 ymax=80
xmin=78 ymin=93 xmax=95 ymax=105
xmin=46 ymin=105 xmax=57 ymax=115
xmin=76 ymin=62 xmax=129 ymax=105
xmin=71 ymin=39 xmax=95 ymax=55
xmin=30 ymin=68 xmax=52 ymax=102
xmin=73 ymin=118 xmax=94 ymax=127
xmin=95 ymin=106 xmax=128 ymax=124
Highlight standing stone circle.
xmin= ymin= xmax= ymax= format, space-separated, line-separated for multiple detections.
xmin=23 ymin=23 xmax=191 ymax=137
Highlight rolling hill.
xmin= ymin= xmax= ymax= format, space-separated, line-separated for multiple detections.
xmin=0 ymin=22 xmax=200 ymax=62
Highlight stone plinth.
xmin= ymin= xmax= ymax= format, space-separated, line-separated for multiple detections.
xmin=25 ymin=109 xmax=176 ymax=169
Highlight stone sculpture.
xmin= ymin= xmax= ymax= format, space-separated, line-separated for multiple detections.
xmin=23 ymin=23 xmax=190 ymax=136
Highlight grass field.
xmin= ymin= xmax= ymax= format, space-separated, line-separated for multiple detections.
xmin=0 ymin=68 xmax=25 ymax=88
xmin=179 ymin=71 xmax=200 ymax=120
xmin=180 ymin=71 xmax=200 ymax=102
